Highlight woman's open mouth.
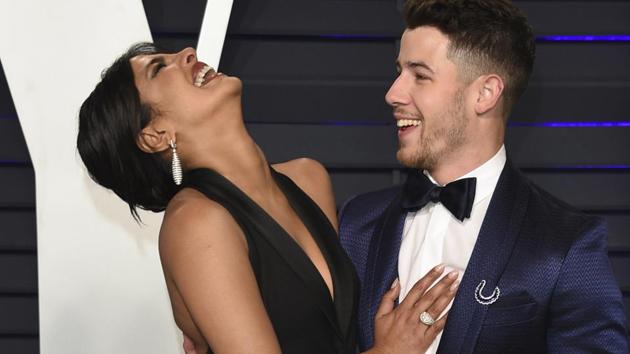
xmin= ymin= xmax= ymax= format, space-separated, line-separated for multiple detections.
xmin=192 ymin=63 xmax=222 ymax=87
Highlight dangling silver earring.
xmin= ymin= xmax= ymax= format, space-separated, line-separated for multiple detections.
xmin=169 ymin=139 xmax=183 ymax=185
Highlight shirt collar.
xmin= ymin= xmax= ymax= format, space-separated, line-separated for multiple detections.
xmin=425 ymin=145 xmax=507 ymax=206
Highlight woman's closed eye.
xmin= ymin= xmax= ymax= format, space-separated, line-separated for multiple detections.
xmin=152 ymin=62 xmax=166 ymax=78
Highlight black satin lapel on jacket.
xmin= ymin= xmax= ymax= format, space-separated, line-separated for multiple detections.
xmin=361 ymin=192 xmax=406 ymax=346
xmin=272 ymin=170 xmax=359 ymax=341
xmin=186 ymin=168 xmax=343 ymax=341
xmin=437 ymin=161 xmax=531 ymax=354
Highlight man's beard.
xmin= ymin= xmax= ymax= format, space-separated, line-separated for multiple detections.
xmin=397 ymin=89 xmax=468 ymax=170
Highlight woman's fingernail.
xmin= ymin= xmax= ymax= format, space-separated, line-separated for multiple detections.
xmin=448 ymin=271 xmax=459 ymax=279
xmin=434 ymin=264 xmax=445 ymax=273
xmin=391 ymin=278 xmax=399 ymax=289
xmin=450 ymin=281 xmax=460 ymax=291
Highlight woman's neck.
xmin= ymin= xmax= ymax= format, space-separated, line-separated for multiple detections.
xmin=180 ymin=111 xmax=277 ymax=199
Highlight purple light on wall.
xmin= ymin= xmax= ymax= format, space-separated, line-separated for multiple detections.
xmin=580 ymin=165 xmax=630 ymax=169
xmin=286 ymin=33 xmax=630 ymax=42
xmin=510 ymin=121 xmax=630 ymax=128
xmin=325 ymin=120 xmax=391 ymax=126
xmin=0 ymin=160 xmax=30 ymax=166
xmin=325 ymin=34 xmax=393 ymax=40
xmin=538 ymin=35 xmax=630 ymax=42
xmin=549 ymin=165 xmax=630 ymax=170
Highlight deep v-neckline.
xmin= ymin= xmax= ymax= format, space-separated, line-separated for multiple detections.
xmin=191 ymin=166 xmax=337 ymax=303
xmin=185 ymin=166 xmax=359 ymax=343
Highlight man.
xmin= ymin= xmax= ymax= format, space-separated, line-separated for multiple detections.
xmin=339 ymin=0 xmax=629 ymax=353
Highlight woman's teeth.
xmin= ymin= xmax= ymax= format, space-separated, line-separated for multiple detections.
xmin=194 ymin=65 xmax=213 ymax=87
xmin=396 ymin=119 xmax=422 ymax=128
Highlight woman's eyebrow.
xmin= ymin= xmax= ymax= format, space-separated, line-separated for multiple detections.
xmin=146 ymin=56 xmax=165 ymax=78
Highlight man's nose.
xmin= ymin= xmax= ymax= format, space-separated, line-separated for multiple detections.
xmin=385 ymin=75 xmax=410 ymax=107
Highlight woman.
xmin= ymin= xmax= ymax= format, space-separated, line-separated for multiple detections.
xmin=77 ymin=43 xmax=458 ymax=354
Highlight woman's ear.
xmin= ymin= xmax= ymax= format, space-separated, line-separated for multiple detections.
xmin=474 ymin=74 xmax=504 ymax=115
xmin=136 ymin=119 xmax=174 ymax=154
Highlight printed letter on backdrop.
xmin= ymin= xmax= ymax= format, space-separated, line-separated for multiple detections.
xmin=0 ymin=1 xmax=232 ymax=353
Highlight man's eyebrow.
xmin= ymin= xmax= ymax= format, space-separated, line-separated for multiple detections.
xmin=404 ymin=60 xmax=435 ymax=74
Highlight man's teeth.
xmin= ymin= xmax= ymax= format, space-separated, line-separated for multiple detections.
xmin=397 ymin=119 xmax=422 ymax=128
xmin=194 ymin=65 xmax=213 ymax=87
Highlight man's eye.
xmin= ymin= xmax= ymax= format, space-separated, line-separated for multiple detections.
xmin=415 ymin=73 xmax=427 ymax=80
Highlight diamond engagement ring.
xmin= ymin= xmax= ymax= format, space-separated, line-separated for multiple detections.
xmin=419 ymin=311 xmax=436 ymax=326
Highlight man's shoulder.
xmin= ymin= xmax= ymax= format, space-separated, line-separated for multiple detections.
xmin=339 ymin=185 xmax=403 ymax=219
xmin=518 ymin=171 xmax=603 ymax=238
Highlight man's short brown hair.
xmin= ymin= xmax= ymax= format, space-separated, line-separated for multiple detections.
xmin=405 ymin=0 xmax=536 ymax=117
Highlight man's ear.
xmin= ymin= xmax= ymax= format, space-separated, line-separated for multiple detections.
xmin=474 ymin=74 xmax=504 ymax=115
xmin=136 ymin=119 xmax=173 ymax=154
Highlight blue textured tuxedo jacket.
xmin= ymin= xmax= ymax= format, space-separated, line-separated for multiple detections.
xmin=339 ymin=161 xmax=628 ymax=353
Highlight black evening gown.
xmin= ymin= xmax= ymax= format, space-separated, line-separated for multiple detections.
xmin=184 ymin=167 xmax=359 ymax=354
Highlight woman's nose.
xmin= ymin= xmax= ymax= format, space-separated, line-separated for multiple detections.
xmin=177 ymin=47 xmax=197 ymax=66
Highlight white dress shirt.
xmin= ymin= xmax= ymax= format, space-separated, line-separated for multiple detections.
xmin=397 ymin=145 xmax=507 ymax=354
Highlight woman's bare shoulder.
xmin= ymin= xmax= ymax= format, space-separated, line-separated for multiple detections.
xmin=159 ymin=188 xmax=247 ymax=264
xmin=272 ymin=158 xmax=338 ymax=231
xmin=158 ymin=188 xmax=281 ymax=353
xmin=273 ymin=158 xmax=328 ymax=184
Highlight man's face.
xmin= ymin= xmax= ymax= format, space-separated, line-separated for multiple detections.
xmin=386 ymin=26 xmax=470 ymax=171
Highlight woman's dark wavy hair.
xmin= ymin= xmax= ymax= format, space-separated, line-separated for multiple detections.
xmin=77 ymin=42 xmax=179 ymax=221
xmin=404 ymin=0 xmax=536 ymax=117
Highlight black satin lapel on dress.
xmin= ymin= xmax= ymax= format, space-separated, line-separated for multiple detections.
xmin=185 ymin=168 xmax=344 ymax=341
xmin=437 ymin=162 xmax=530 ymax=354
xmin=361 ymin=193 xmax=406 ymax=346
xmin=271 ymin=169 xmax=358 ymax=341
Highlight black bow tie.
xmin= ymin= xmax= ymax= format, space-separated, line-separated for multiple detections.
xmin=400 ymin=171 xmax=477 ymax=221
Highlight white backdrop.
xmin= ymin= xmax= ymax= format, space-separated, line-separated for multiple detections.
xmin=0 ymin=0 xmax=232 ymax=353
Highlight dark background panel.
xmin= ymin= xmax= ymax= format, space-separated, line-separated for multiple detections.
xmin=143 ymin=0 xmax=630 ymax=38
xmin=0 ymin=166 xmax=35 ymax=208
xmin=530 ymin=44 xmax=630 ymax=83
xmin=220 ymin=39 xmax=397 ymax=81
xmin=0 ymin=211 xmax=37 ymax=251
xmin=0 ymin=296 xmax=38 ymax=334
xmin=0 ymin=118 xmax=31 ymax=163
xmin=0 ymin=254 xmax=38 ymax=294
xmin=144 ymin=0 xmax=403 ymax=37
xmin=142 ymin=0 xmax=207 ymax=35
xmin=241 ymin=81 xmax=391 ymax=124
xmin=606 ymin=214 xmax=630 ymax=251
xmin=249 ymin=124 xmax=398 ymax=167
xmin=518 ymin=1 xmax=630 ymax=35
xmin=523 ymin=171 xmax=630 ymax=210
xmin=0 ymin=63 xmax=17 ymax=117
xmin=0 ymin=338 xmax=39 ymax=354
xmin=610 ymin=256 xmax=630 ymax=290
xmin=228 ymin=0 xmax=403 ymax=36
xmin=329 ymin=169 xmax=398 ymax=208
xmin=505 ymin=127 xmax=630 ymax=166
xmin=512 ymin=84 xmax=630 ymax=123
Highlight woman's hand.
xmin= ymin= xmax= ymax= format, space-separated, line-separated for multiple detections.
xmin=369 ymin=264 xmax=459 ymax=354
